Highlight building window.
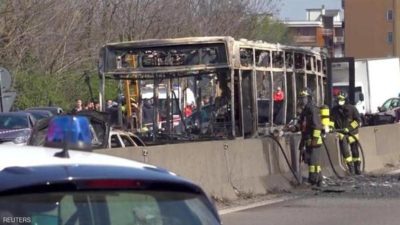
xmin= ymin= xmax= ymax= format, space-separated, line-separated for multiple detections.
xmin=387 ymin=10 xmax=393 ymax=21
xmin=388 ymin=32 xmax=393 ymax=44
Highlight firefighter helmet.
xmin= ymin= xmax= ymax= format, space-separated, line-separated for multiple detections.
xmin=336 ymin=91 xmax=347 ymax=100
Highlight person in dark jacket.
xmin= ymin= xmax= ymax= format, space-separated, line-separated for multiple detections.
xmin=291 ymin=88 xmax=324 ymax=186
xmin=330 ymin=91 xmax=362 ymax=175
xmin=142 ymin=99 xmax=154 ymax=126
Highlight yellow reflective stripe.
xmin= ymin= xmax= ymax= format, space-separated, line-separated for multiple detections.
xmin=309 ymin=165 xmax=316 ymax=173
xmin=316 ymin=166 xmax=321 ymax=173
xmin=306 ymin=138 xmax=322 ymax=146
xmin=348 ymin=134 xmax=359 ymax=144
xmin=345 ymin=156 xmax=353 ymax=163
xmin=322 ymin=118 xmax=330 ymax=126
xmin=350 ymin=120 xmax=359 ymax=129
xmin=338 ymin=133 xmax=344 ymax=140
xmin=313 ymin=129 xmax=321 ymax=138
xmin=320 ymin=108 xmax=329 ymax=116
xmin=317 ymin=136 xmax=322 ymax=144
xmin=353 ymin=157 xmax=361 ymax=162
xmin=329 ymin=121 xmax=335 ymax=127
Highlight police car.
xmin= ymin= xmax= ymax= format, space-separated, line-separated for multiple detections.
xmin=0 ymin=116 xmax=221 ymax=225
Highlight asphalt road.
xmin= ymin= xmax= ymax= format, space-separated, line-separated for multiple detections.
xmin=221 ymin=196 xmax=400 ymax=225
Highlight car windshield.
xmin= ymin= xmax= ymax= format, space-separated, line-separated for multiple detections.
xmin=381 ymin=98 xmax=400 ymax=111
xmin=0 ymin=190 xmax=219 ymax=225
xmin=27 ymin=111 xmax=50 ymax=120
xmin=0 ymin=114 xmax=29 ymax=129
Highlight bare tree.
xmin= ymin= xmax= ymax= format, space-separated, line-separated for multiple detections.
xmin=0 ymin=0 xmax=285 ymax=108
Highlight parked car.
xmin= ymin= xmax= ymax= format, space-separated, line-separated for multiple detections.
xmin=23 ymin=109 xmax=53 ymax=121
xmin=365 ymin=97 xmax=400 ymax=126
xmin=0 ymin=115 xmax=221 ymax=225
xmin=0 ymin=112 xmax=36 ymax=144
xmin=109 ymin=128 xmax=146 ymax=148
xmin=26 ymin=106 xmax=63 ymax=115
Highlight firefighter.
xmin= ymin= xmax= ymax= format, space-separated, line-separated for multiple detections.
xmin=291 ymin=88 xmax=324 ymax=186
xmin=330 ymin=91 xmax=362 ymax=175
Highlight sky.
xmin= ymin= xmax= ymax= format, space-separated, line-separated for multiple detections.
xmin=278 ymin=0 xmax=342 ymax=21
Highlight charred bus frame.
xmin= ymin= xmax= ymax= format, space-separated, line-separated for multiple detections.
xmin=98 ymin=37 xmax=327 ymax=142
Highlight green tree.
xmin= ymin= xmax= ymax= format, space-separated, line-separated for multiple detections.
xmin=247 ymin=16 xmax=293 ymax=44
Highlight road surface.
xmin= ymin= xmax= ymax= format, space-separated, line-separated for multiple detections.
xmin=221 ymin=174 xmax=400 ymax=225
xmin=221 ymin=195 xmax=400 ymax=225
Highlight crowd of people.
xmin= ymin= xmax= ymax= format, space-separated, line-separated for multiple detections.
xmin=71 ymin=99 xmax=101 ymax=113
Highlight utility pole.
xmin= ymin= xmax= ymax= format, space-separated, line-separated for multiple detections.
xmin=0 ymin=69 xmax=4 ymax=112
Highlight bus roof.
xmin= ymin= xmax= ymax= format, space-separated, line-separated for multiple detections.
xmin=103 ymin=36 xmax=234 ymax=49
xmin=102 ymin=36 xmax=324 ymax=55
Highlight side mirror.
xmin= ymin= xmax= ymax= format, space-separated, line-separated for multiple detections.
xmin=359 ymin=93 xmax=364 ymax=101
xmin=378 ymin=106 xmax=384 ymax=112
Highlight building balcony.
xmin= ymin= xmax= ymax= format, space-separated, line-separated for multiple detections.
xmin=293 ymin=35 xmax=317 ymax=43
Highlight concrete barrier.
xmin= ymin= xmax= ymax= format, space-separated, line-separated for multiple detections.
xmin=95 ymin=124 xmax=400 ymax=200
xmin=320 ymin=134 xmax=347 ymax=177
xmin=359 ymin=124 xmax=400 ymax=172
xmin=96 ymin=137 xmax=298 ymax=200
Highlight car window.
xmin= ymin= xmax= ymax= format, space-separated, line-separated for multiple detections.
xmin=0 ymin=115 xmax=29 ymax=129
xmin=392 ymin=99 xmax=400 ymax=108
xmin=0 ymin=191 xmax=220 ymax=225
xmin=130 ymin=135 xmax=145 ymax=146
xmin=110 ymin=134 xmax=122 ymax=148
xmin=382 ymin=99 xmax=393 ymax=110
xmin=120 ymin=134 xmax=135 ymax=147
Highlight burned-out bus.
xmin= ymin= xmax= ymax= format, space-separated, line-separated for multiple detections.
xmin=98 ymin=36 xmax=327 ymax=142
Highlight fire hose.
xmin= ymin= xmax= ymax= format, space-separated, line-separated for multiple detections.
xmin=263 ymin=125 xmax=366 ymax=184
xmin=264 ymin=134 xmax=302 ymax=185
xmin=322 ymin=129 xmax=366 ymax=179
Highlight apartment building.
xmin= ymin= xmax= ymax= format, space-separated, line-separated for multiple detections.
xmin=344 ymin=0 xmax=400 ymax=58
xmin=284 ymin=6 xmax=344 ymax=57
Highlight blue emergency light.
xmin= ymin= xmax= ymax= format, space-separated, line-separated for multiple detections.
xmin=45 ymin=116 xmax=92 ymax=155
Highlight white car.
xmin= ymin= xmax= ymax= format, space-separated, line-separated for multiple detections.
xmin=0 ymin=115 xmax=221 ymax=225
xmin=109 ymin=129 xmax=146 ymax=148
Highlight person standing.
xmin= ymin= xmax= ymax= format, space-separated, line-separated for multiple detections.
xmin=290 ymin=88 xmax=323 ymax=186
xmin=273 ymin=87 xmax=284 ymax=125
xmin=71 ymin=99 xmax=83 ymax=114
xmin=273 ymin=86 xmax=284 ymax=102
xmin=330 ymin=91 xmax=362 ymax=175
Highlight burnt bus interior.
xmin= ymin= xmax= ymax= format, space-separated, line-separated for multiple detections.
xmin=99 ymin=38 xmax=327 ymax=144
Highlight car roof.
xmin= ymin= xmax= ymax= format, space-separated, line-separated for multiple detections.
xmin=0 ymin=145 xmax=151 ymax=170
xmin=110 ymin=128 xmax=130 ymax=134
xmin=27 ymin=106 xmax=62 ymax=110
xmin=24 ymin=109 xmax=52 ymax=114
xmin=0 ymin=145 xmax=204 ymax=193
xmin=0 ymin=112 xmax=32 ymax=116
xmin=27 ymin=107 xmax=63 ymax=114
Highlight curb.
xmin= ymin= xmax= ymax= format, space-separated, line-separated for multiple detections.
xmin=385 ymin=168 xmax=400 ymax=175
xmin=218 ymin=196 xmax=298 ymax=215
